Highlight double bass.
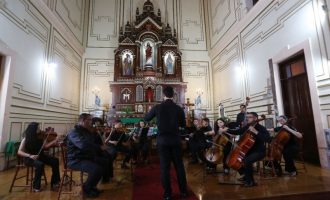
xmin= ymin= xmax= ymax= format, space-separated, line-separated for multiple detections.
xmin=226 ymin=115 xmax=266 ymax=171
xmin=269 ymin=117 xmax=295 ymax=161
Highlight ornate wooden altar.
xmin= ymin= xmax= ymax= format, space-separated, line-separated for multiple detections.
xmin=110 ymin=0 xmax=187 ymax=114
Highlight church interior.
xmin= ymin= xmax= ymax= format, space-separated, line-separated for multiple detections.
xmin=1 ymin=0 xmax=330 ymax=199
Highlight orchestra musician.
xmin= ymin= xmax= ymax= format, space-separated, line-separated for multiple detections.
xmin=187 ymin=119 xmax=201 ymax=163
xmin=18 ymin=122 xmax=61 ymax=192
xmin=91 ymin=117 xmax=114 ymax=183
xmin=67 ymin=113 xmax=107 ymax=198
xmin=132 ymin=120 xmax=150 ymax=164
xmin=223 ymin=112 xmax=271 ymax=187
xmin=236 ymin=104 xmax=247 ymax=128
xmin=213 ymin=118 xmax=234 ymax=174
xmin=105 ymin=119 xmax=132 ymax=169
xmin=271 ymin=115 xmax=303 ymax=176
xmin=188 ymin=118 xmax=216 ymax=170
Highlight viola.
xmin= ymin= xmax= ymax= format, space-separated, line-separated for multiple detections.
xmin=226 ymin=115 xmax=266 ymax=171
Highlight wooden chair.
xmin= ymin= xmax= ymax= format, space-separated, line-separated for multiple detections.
xmin=259 ymin=143 xmax=276 ymax=178
xmin=57 ymin=143 xmax=84 ymax=200
xmin=9 ymin=153 xmax=48 ymax=192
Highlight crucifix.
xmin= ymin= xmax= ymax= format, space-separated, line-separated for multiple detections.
xmin=184 ymin=98 xmax=195 ymax=127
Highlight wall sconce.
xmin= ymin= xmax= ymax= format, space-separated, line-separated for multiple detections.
xmin=196 ymin=88 xmax=203 ymax=96
xmin=44 ymin=62 xmax=57 ymax=79
xmin=92 ymin=87 xmax=101 ymax=95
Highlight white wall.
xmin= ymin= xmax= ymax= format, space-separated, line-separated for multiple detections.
xmin=0 ymin=0 xmax=88 ymax=170
xmin=206 ymin=0 xmax=330 ymax=167
xmin=82 ymin=0 xmax=213 ymax=116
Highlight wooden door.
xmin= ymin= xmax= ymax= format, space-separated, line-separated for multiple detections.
xmin=279 ymin=53 xmax=320 ymax=164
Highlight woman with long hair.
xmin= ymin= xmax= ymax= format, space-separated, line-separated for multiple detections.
xmin=213 ymin=118 xmax=234 ymax=174
xmin=17 ymin=122 xmax=60 ymax=192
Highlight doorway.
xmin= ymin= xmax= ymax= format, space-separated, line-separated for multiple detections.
xmin=279 ymin=52 xmax=320 ymax=164
xmin=0 ymin=55 xmax=3 ymax=88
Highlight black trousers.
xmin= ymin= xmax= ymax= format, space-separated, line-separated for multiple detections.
xmin=189 ymin=140 xmax=215 ymax=168
xmin=158 ymin=144 xmax=187 ymax=197
xmin=238 ymin=151 xmax=265 ymax=183
xmin=109 ymin=145 xmax=132 ymax=164
xmin=25 ymin=154 xmax=60 ymax=189
xmin=69 ymin=159 xmax=103 ymax=193
xmin=274 ymin=145 xmax=299 ymax=173
xmin=95 ymin=154 xmax=113 ymax=181
xmin=132 ymin=140 xmax=150 ymax=161
xmin=223 ymin=142 xmax=232 ymax=170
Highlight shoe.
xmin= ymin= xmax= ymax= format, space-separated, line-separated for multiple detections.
xmin=91 ymin=187 xmax=104 ymax=195
xmin=121 ymin=163 xmax=129 ymax=169
xmin=84 ymin=190 xmax=99 ymax=198
xmin=290 ymin=171 xmax=297 ymax=177
xmin=33 ymin=188 xmax=41 ymax=192
xmin=224 ymin=169 xmax=229 ymax=175
xmin=237 ymin=176 xmax=246 ymax=182
xmin=242 ymin=181 xmax=257 ymax=187
xmin=163 ymin=196 xmax=172 ymax=200
xmin=189 ymin=160 xmax=198 ymax=164
xmin=180 ymin=192 xmax=188 ymax=199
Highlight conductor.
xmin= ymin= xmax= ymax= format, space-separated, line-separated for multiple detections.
xmin=144 ymin=86 xmax=188 ymax=200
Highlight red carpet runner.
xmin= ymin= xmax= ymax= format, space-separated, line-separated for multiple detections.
xmin=132 ymin=157 xmax=198 ymax=200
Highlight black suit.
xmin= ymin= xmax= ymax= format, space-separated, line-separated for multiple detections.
xmin=145 ymin=99 xmax=187 ymax=197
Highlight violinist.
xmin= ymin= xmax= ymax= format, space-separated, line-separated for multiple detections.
xmin=213 ymin=118 xmax=234 ymax=174
xmin=187 ymin=119 xmax=201 ymax=163
xmin=132 ymin=120 xmax=150 ymax=164
xmin=189 ymin=118 xmax=216 ymax=170
xmin=105 ymin=119 xmax=132 ymax=169
xmin=91 ymin=118 xmax=114 ymax=183
xmin=17 ymin=122 xmax=60 ymax=192
xmin=271 ymin=115 xmax=303 ymax=176
xmin=224 ymin=112 xmax=271 ymax=187
xmin=67 ymin=113 xmax=107 ymax=198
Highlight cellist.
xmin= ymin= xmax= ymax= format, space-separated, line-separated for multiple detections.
xmin=213 ymin=118 xmax=235 ymax=174
xmin=270 ymin=115 xmax=303 ymax=176
xmin=222 ymin=112 xmax=271 ymax=187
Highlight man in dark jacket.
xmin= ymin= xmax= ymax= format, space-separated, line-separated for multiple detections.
xmin=67 ymin=113 xmax=107 ymax=198
xmin=225 ymin=112 xmax=271 ymax=187
xmin=144 ymin=86 xmax=188 ymax=200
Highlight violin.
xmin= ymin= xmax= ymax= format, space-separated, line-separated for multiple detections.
xmin=226 ymin=115 xmax=266 ymax=171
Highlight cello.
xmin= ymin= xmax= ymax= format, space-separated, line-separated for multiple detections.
xmin=269 ymin=117 xmax=296 ymax=161
xmin=226 ymin=115 xmax=266 ymax=171
xmin=204 ymin=132 xmax=230 ymax=164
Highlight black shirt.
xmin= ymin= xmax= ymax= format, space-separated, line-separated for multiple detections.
xmin=134 ymin=127 xmax=149 ymax=143
xmin=192 ymin=125 xmax=212 ymax=143
xmin=236 ymin=112 xmax=246 ymax=127
xmin=109 ymin=129 xmax=127 ymax=146
xmin=144 ymin=99 xmax=186 ymax=145
xmin=274 ymin=125 xmax=299 ymax=148
xmin=227 ymin=123 xmax=271 ymax=153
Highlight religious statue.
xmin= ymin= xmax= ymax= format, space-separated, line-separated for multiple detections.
xmin=123 ymin=92 xmax=130 ymax=102
xmin=195 ymin=94 xmax=202 ymax=109
xmin=218 ymin=103 xmax=225 ymax=118
xmin=95 ymin=95 xmax=101 ymax=107
xmin=123 ymin=53 xmax=133 ymax=75
xmin=165 ymin=54 xmax=174 ymax=74
xmin=145 ymin=42 xmax=153 ymax=66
